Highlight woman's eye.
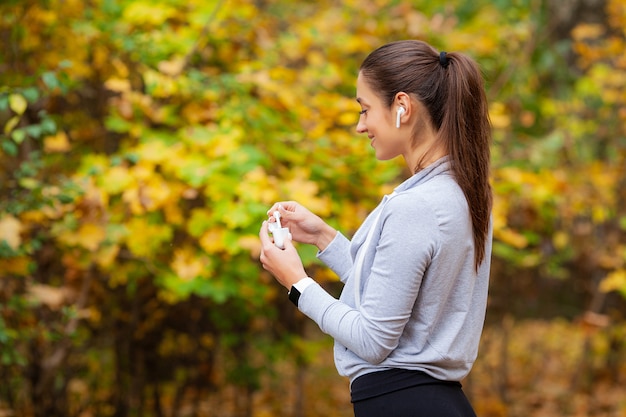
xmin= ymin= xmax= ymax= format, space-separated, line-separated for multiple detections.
xmin=359 ymin=109 xmax=367 ymax=115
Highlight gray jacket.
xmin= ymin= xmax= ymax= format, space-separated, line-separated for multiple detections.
xmin=298 ymin=156 xmax=492 ymax=384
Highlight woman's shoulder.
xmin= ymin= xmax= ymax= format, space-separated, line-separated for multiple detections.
xmin=398 ymin=173 xmax=463 ymax=202
xmin=388 ymin=177 xmax=467 ymax=221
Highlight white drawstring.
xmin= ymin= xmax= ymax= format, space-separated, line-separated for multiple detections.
xmin=353 ymin=192 xmax=397 ymax=308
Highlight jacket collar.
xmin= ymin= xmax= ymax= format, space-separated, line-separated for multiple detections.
xmin=394 ymin=155 xmax=451 ymax=194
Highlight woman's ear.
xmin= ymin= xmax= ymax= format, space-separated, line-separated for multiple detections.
xmin=394 ymin=92 xmax=412 ymax=127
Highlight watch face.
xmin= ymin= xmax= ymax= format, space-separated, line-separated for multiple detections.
xmin=289 ymin=286 xmax=301 ymax=306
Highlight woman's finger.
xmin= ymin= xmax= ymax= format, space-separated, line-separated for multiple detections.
xmin=259 ymin=221 xmax=273 ymax=247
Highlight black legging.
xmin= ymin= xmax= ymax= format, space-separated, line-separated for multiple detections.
xmin=353 ymin=382 xmax=477 ymax=417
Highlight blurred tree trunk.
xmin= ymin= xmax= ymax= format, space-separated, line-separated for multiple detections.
xmin=546 ymin=0 xmax=607 ymax=40
xmin=29 ymin=269 xmax=93 ymax=417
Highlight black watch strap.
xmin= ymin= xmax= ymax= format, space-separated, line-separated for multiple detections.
xmin=288 ymin=286 xmax=301 ymax=307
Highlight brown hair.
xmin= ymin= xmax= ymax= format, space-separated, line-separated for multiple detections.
xmin=359 ymin=40 xmax=492 ymax=270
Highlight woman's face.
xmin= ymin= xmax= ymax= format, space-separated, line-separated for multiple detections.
xmin=355 ymin=73 xmax=408 ymax=161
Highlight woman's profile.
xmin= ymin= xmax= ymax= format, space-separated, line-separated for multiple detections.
xmin=259 ymin=39 xmax=492 ymax=417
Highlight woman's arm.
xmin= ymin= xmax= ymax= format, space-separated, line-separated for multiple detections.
xmin=298 ymin=196 xmax=439 ymax=363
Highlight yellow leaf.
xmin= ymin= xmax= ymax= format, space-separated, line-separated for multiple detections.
xmin=599 ymin=269 xmax=626 ymax=293
xmin=205 ymin=125 xmax=244 ymax=158
xmin=122 ymin=188 xmax=144 ymax=215
xmin=495 ymin=228 xmax=528 ymax=249
xmin=171 ymin=248 xmax=206 ymax=281
xmin=163 ymin=193 xmax=185 ymax=225
xmin=112 ymin=58 xmax=129 ymax=78
xmin=136 ymin=179 xmax=171 ymax=212
xmin=92 ymin=43 xmax=110 ymax=70
xmin=121 ymin=175 xmax=171 ymax=214
xmin=321 ymin=264 xmax=345 ymax=282
xmin=143 ymin=69 xmax=177 ymax=98
xmin=238 ymin=235 xmax=262 ymax=259
xmin=9 ymin=93 xmax=27 ymax=115
xmin=78 ymin=224 xmax=106 ymax=252
xmin=44 ymin=131 xmax=71 ymax=153
xmin=125 ymin=218 xmax=172 ymax=257
xmin=338 ymin=111 xmax=358 ymax=126
xmin=136 ymin=141 xmax=173 ymax=163
xmin=236 ymin=167 xmax=279 ymax=204
xmin=132 ymin=163 xmax=153 ymax=181
xmin=4 ymin=116 xmax=20 ymax=134
xmin=0 ymin=215 xmax=23 ymax=250
xmin=552 ymin=231 xmax=569 ymax=250
xmin=58 ymin=223 xmax=106 ymax=251
xmin=181 ymin=101 xmax=216 ymax=124
xmin=571 ymin=23 xmax=605 ymax=41
xmin=88 ymin=306 xmax=102 ymax=324
xmin=0 ymin=256 xmax=30 ymax=275
xmin=96 ymin=244 xmax=120 ymax=269
xmin=199 ymin=228 xmax=225 ymax=254
xmin=122 ymin=2 xmax=177 ymax=26
xmin=489 ymin=102 xmax=510 ymax=129
xmin=282 ymin=171 xmax=331 ymax=215
xmin=21 ymin=209 xmax=47 ymax=223
xmin=104 ymin=78 xmax=131 ymax=93
xmin=100 ymin=166 xmax=135 ymax=195
xmin=146 ymin=180 xmax=171 ymax=207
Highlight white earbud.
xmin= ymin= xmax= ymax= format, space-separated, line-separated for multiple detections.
xmin=396 ymin=107 xmax=405 ymax=128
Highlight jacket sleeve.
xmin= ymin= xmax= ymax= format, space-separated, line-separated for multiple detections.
xmin=299 ymin=195 xmax=439 ymax=364
xmin=317 ymin=231 xmax=353 ymax=284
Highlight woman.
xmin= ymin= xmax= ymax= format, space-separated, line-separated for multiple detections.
xmin=259 ymin=40 xmax=492 ymax=417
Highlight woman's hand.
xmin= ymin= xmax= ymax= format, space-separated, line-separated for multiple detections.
xmin=266 ymin=202 xmax=337 ymax=251
xmin=259 ymin=220 xmax=307 ymax=290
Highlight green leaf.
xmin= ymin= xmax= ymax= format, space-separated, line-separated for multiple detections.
xmin=25 ymin=124 xmax=43 ymax=139
xmin=1 ymin=139 xmax=18 ymax=156
xmin=58 ymin=194 xmax=75 ymax=204
xmin=104 ymin=115 xmax=132 ymax=133
xmin=620 ymin=216 xmax=626 ymax=231
xmin=18 ymin=178 xmax=39 ymax=190
xmin=11 ymin=129 xmax=26 ymax=144
xmin=0 ymin=94 xmax=9 ymax=111
xmin=22 ymin=87 xmax=39 ymax=103
xmin=187 ymin=209 xmax=213 ymax=237
xmin=40 ymin=118 xmax=56 ymax=134
xmin=42 ymin=71 xmax=59 ymax=90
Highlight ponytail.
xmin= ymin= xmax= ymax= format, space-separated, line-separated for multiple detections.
xmin=440 ymin=52 xmax=493 ymax=271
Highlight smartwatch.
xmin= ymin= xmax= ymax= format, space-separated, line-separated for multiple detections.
xmin=288 ymin=277 xmax=315 ymax=307
xmin=288 ymin=286 xmax=301 ymax=307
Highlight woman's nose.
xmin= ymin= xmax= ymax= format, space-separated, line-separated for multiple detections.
xmin=356 ymin=118 xmax=367 ymax=134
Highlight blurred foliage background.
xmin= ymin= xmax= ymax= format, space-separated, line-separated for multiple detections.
xmin=0 ymin=0 xmax=625 ymax=416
